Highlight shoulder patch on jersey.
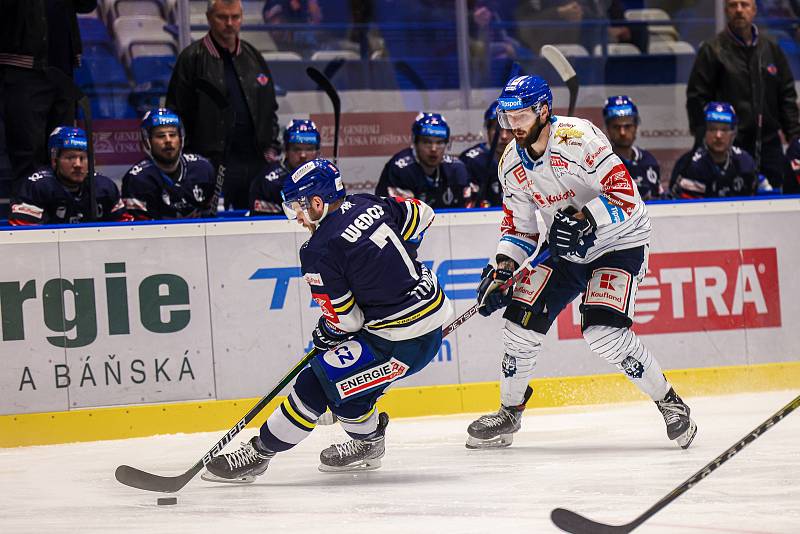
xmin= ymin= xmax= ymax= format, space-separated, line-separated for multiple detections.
xmin=512 ymin=164 xmax=526 ymax=184
xmin=585 ymin=145 xmax=608 ymax=167
xmin=394 ymin=155 xmax=414 ymax=169
xmin=731 ymin=146 xmax=742 ymax=155
xmin=465 ymin=147 xmax=481 ymax=159
xmin=312 ymin=293 xmax=339 ymax=323
xmin=304 ymin=272 xmax=323 ymax=286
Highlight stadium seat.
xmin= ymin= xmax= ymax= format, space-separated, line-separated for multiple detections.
xmin=625 ymin=8 xmax=681 ymax=43
xmin=593 ymin=43 xmax=642 ymax=56
xmin=242 ymin=0 xmax=263 ymax=23
xmin=113 ymin=16 xmax=177 ymax=65
xmin=540 ymin=44 xmax=589 ymax=58
xmin=649 ymin=41 xmax=695 ymax=55
xmin=189 ymin=0 xmax=207 ymax=25
xmin=261 ymin=51 xmax=303 ymax=61
xmin=310 ymin=50 xmax=360 ymax=61
xmin=78 ymin=15 xmax=113 ymax=46
xmin=130 ymin=55 xmax=175 ymax=85
xmin=240 ymin=30 xmax=278 ymax=52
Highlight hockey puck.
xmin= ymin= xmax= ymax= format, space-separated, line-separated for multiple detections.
xmin=157 ymin=497 xmax=177 ymax=506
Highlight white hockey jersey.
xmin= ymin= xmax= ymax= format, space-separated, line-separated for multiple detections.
xmin=496 ymin=115 xmax=651 ymax=265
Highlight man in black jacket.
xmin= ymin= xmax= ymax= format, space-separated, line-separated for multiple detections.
xmin=0 ymin=0 xmax=97 ymax=185
xmin=686 ymin=0 xmax=800 ymax=192
xmin=166 ymin=0 xmax=281 ymax=210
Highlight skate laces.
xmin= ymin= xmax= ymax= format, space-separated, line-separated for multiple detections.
xmin=479 ymin=408 xmax=514 ymax=428
xmin=658 ymin=400 xmax=688 ymax=425
xmin=225 ymin=441 xmax=264 ymax=470
xmin=334 ymin=439 xmax=367 ymax=459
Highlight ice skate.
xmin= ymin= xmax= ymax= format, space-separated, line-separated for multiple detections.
xmin=656 ymin=387 xmax=698 ymax=449
xmin=319 ymin=412 xmax=389 ymax=472
xmin=466 ymin=386 xmax=532 ymax=449
xmin=201 ymin=436 xmax=275 ymax=483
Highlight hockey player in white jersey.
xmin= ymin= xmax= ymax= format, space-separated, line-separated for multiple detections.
xmin=467 ymin=75 xmax=697 ymax=450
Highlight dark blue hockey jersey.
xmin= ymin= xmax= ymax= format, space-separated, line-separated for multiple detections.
xmin=121 ymin=153 xmax=215 ymax=220
xmin=375 ymin=148 xmax=474 ymax=209
xmin=301 ymin=194 xmax=452 ymax=341
xmin=670 ymin=145 xmax=756 ymax=199
xmin=458 ymin=142 xmax=502 ymax=207
xmin=619 ymin=145 xmax=662 ymax=200
xmin=9 ymin=168 xmax=130 ymax=225
xmin=248 ymin=161 xmax=291 ymax=215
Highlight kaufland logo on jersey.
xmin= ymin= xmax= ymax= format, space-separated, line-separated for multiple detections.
xmin=532 ymin=189 xmax=576 ymax=208
xmin=557 ymin=248 xmax=781 ymax=339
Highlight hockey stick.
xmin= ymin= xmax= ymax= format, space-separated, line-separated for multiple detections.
xmin=306 ymin=67 xmax=341 ymax=164
xmin=45 ymin=67 xmax=97 ymax=221
xmin=115 ymin=347 xmax=320 ymax=493
xmin=540 ymin=45 xmax=579 ymax=116
xmin=194 ymin=79 xmax=230 ymax=215
xmin=551 ymin=392 xmax=800 ymax=534
xmin=442 ymin=247 xmax=550 ymax=337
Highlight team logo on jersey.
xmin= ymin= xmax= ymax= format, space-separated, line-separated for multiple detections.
xmin=322 ymin=341 xmax=363 ymax=369
xmin=555 ymin=127 xmax=583 ymax=145
xmin=502 ymin=354 xmax=517 ymax=378
xmin=584 ymin=145 xmax=608 ymax=166
xmin=312 ymin=293 xmax=339 ymax=322
xmin=335 ymin=358 xmax=410 ymax=398
xmin=621 ymin=356 xmax=644 ymax=379
xmin=193 ymin=184 xmax=205 ymax=202
xmin=767 ymin=64 xmax=778 ymax=76
xmin=512 ymin=164 xmax=526 ymax=184
xmin=532 ymin=191 xmax=547 ymax=207
xmin=584 ymin=268 xmax=632 ymax=313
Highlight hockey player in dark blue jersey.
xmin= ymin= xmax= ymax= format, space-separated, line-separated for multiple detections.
xmin=670 ymin=102 xmax=758 ymax=199
xmin=375 ymin=112 xmax=475 ymax=208
xmin=602 ymin=95 xmax=663 ymax=200
xmin=248 ymin=119 xmax=320 ymax=215
xmin=121 ymin=108 xmax=215 ymax=220
xmin=458 ymin=101 xmax=514 ymax=207
xmin=202 ymin=158 xmax=453 ymax=482
xmin=9 ymin=127 xmax=131 ymax=225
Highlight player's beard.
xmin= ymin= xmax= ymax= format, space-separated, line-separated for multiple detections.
xmin=518 ymin=115 xmax=547 ymax=152
xmin=153 ymin=149 xmax=180 ymax=171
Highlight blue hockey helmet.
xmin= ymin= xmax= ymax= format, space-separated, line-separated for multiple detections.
xmin=140 ymin=108 xmax=184 ymax=157
xmin=48 ymin=127 xmax=88 ymax=159
xmin=496 ymin=75 xmax=553 ymax=129
xmin=282 ymin=158 xmax=345 ymax=224
xmin=603 ymin=95 xmax=639 ymax=124
xmin=283 ymin=119 xmax=321 ymax=148
xmin=704 ymin=102 xmax=737 ymax=126
xmin=484 ymin=100 xmax=499 ymax=126
xmin=412 ymin=112 xmax=450 ymax=142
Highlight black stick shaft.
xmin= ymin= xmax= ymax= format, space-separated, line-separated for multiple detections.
xmin=552 ymin=392 xmax=800 ymax=533
xmin=306 ymin=67 xmax=340 ymax=163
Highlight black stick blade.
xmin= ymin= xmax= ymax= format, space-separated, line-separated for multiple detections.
xmin=551 ymin=508 xmax=633 ymax=534
xmin=115 ymin=464 xmax=200 ymax=493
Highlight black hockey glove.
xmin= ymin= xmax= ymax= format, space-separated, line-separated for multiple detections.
xmin=312 ymin=316 xmax=351 ymax=351
xmin=476 ymin=264 xmax=515 ymax=317
xmin=549 ymin=210 xmax=594 ymax=257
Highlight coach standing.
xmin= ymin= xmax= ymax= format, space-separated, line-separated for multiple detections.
xmin=0 ymin=0 xmax=97 ymax=186
xmin=167 ymin=0 xmax=280 ymax=210
xmin=686 ymin=0 xmax=800 ymax=193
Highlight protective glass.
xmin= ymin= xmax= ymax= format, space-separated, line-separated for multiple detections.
xmin=497 ymin=107 xmax=537 ymax=130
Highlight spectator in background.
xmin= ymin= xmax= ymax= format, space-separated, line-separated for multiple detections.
xmin=469 ymin=0 xmax=527 ymax=61
xmin=0 ymin=0 xmax=97 ymax=186
xmin=249 ymin=119 xmax=320 ymax=215
xmin=602 ymin=95 xmax=663 ymax=200
xmin=262 ymin=0 xmax=322 ymax=55
xmin=167 ymin=0 xmax=280 ymax=210
xmin=122 ymin=109 xmax=216 ymax=220
xmin=375 ymin=113 xmax=475 ymax=209
xmin=513 ymin=1 xmax=646 ymax=56
xmin=459 ymin=101 xmax=513 ymax=207
xmin=670 ymin=102 xmax=759 ymax=199
xmin=686 ymin=0 xmax=800 ymax=193
xmin=9 ymin=127 xmax=130 ymax=225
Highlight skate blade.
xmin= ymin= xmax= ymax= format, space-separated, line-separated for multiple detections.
xmin=465 ymin=433 xmax=514 ymax=449
xmin=675 ymin=419 xmax=698 ymax=450
xmin=318 ymin=458 xmax=382 ymax=473
xmin=200 ymin=470 xmax=256 ymax=484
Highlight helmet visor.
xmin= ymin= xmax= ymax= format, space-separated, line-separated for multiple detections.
xmin=281 ymin=197 xmax=307 ymax=220
xmin=497 ymin=107 xmax=537 ymax=130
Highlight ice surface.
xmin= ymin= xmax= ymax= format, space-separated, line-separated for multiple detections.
xmin=1 ymin=391 xmax=798 ymax=533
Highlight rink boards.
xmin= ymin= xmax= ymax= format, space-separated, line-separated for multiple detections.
xmin=1 ymin=198 xmax=799 ymax=446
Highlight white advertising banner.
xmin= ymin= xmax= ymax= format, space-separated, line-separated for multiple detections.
xmin=1 ymin=199 xmax=797 ymax=415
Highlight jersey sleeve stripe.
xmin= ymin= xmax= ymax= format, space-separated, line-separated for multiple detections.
xmin=402 ymin=201 xmax=420 ymax=240
xmin=367 ymin=286 xmax=445 ymax=330
xmin=337 ymin=406 xmax=376 ymax=424
xmin=500 ymin=235 xmax=537 ymax=256
xmin=333 ymin=295 xmax=356 ymax=314
xmin=330 ymin=291 xmax=354 ymax=306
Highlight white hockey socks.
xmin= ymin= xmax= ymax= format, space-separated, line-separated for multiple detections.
xmin=583 ymin=325 xmax=670 ymax=400
xmin=500 ymin=320 xmax=543 ymax=407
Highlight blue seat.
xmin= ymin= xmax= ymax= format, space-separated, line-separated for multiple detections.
xmin=130 ymin=55 xmax=175 ymax=86
xmin=75 ymin=57 xmax=130 ymax=92
xmin=90 ymin=91 xmax=137 ymax=119
xmin=79 ymin=17 xmax=112 ymax=45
